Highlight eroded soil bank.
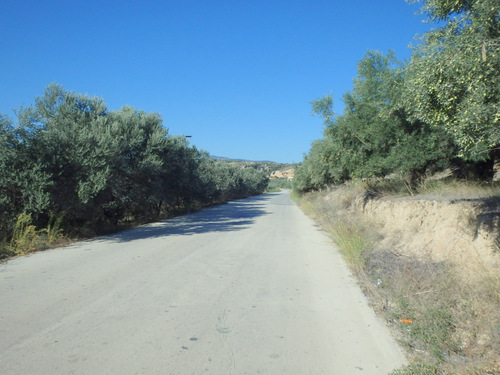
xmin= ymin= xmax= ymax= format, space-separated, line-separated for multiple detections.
xmin=301 ymin=186 xmax=500 ymax=374
xmin=350 ymin=193 xmax=500 ymax=281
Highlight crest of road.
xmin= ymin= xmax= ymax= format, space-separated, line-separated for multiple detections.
xmin=0 ymin=190 xmax=406 ymax=374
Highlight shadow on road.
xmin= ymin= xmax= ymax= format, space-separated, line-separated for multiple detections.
xmin=107 ymin=194 xmax=272 ymax=243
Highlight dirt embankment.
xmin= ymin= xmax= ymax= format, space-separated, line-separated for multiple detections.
xmin=350 ymin=193 xmax=500 ymax=280
xmin=308 ymin=186 xmax=500 ymax=372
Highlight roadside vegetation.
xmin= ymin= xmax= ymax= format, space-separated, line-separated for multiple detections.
xmin=0 ymin=85 xmax=268 ymax=259
xmin=294 ymin=180 xmax=500 ymax=374
xmin=293 ymin=0 xmax=499 ymax=373
xmin=266 ymin=177 xmax=293 ymax=192
xmin=294 ymin=0 xmax=499 ymax=192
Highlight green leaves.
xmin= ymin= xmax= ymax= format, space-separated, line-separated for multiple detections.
xmin=0 ymin=114 xmax=52 ymax=239
xmin=297 ymin=0 xmax=498 ymax=192
xmin=407 ymin=0 xmax=473 ymax=21
xmin=1 ymin=84 xmax=268 ymax=246
xmin=295 ymin=50 xmax=455 ymax=192
xmin=311 ymin=95 xmax=334 ymax=126
xmin=403 ymin=0 xmax=500 ymax=161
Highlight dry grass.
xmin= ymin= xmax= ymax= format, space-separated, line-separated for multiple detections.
xmin=333 ymin=177 xmax=500 ymax=200
xmin=1 ymin=212 xmax=67 ymax=258
xmin=366 ymin=249 xmax=500 ymax=373
xmin=294 ymin=182 xmax=500 ymax=374
xmin=418 ymin=180 xmax=500 ymax=200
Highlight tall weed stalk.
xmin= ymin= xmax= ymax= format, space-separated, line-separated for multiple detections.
xmin=330 ymin=221 xmax=370 ymax=269
xmin=9 ymin=212 xmax=39 ymax=255
xmin=39 ymin=212 xmax=65 ymax=245
xmin=7 ymin=212 xmax=66 ymax=256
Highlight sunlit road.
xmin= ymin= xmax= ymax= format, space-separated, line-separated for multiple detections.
xmin=0 ymin=191 xmax=405 ymax=374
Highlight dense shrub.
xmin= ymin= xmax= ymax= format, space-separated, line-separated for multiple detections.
xmin=0 ymin=84 xmax=268 ymax=252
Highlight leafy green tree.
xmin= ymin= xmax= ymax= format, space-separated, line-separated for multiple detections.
xmin=237 ymin=167 xmax=269 ymax=197
xmin=100 ymin=106 xmax=169 ymax=222
xmin=158 ymin=136 xmax=208 ymax=210
xmin=409 ymin=0 xmax=479 ymax=21
xmin=307 ymin=52 xmax=403 ymax=182
xmin=296 ymin=50 xmax=454 ymax=192
xmin=403 ymin=0 xmax=500 ymax=161
xmin=16 ymin=84 xmax=112 ymax=228
xmin=0 ymin=113 xmax=51 ymax=238
xmin=2 ymin=84 xmax=270 ymax=246
xmin=191 ymin=155 xmax=222 ymax=203
xmin=293 ymin=139 xmax=337 ymax=191
xmin=194 ymin=159 xmax=268 ymax=201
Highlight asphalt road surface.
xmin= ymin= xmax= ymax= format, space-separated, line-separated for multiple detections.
xmin=0 ymin=191 xmax=406 ymax=374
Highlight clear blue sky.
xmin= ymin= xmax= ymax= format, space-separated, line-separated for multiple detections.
xmin=1 ymin=0 xmax=432 ymax=164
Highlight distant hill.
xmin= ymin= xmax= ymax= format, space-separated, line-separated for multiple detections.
xmin=210 ymin=155 xmax=276 ymax=163
xmin=270 ymin=166 xmax=295 ymax=180
xmin=210 ymin=156 xmax=295 ymax=176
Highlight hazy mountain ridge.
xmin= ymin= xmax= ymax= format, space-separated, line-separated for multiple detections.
xmin=210 ymin=156 xmax=295 ymax=175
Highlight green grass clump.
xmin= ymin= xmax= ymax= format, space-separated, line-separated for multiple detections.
xmin=39 ymin=212 xmax=65 ymax=244
xmin=330 ymin=221 xmax=371 ymax=268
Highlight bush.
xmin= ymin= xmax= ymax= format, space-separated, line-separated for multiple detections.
xmin=267 ymin=178 xmax=292 ymax=192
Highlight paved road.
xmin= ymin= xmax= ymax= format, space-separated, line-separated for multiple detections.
xmin=0 ymin=191 xmax=406 ymax=374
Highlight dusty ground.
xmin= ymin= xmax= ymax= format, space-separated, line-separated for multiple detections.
xmin=313 ymin=185 xmax=500 ymax=373
xmin=349 ymin=193 xmax=500 ymax=281
xmin=0 ymin=191 xmax=405 ymax=375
